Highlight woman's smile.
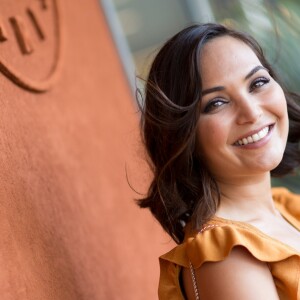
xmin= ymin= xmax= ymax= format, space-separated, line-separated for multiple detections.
xmin=233 ymin=123 xmax=275 ymax=148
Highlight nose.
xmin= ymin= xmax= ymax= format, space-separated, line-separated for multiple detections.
xmin=235 ymin=94 xmax=263 ymax=125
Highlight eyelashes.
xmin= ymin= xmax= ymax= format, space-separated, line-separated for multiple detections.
xmin=202 ymin=76 xmax=271 ymax=114
xmin=203 ymin=98 xmax=228 ymax=113
xmin=249 ymin=77 xmax=270 ymax=92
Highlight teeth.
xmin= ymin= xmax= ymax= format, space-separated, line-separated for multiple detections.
xmin=247 ymin=136 xmax=253 ymax=143
xmin=252 ymin=133 xmax=259 ymax=142
xmin=237 ymin=126 xmax=269 ymax=146
xmin=242 ymin=138 xmax=248 ymax=145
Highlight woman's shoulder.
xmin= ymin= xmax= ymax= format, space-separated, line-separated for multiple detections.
xmin=182 ymin=246 xmax=280 ymax=300
xmin=158 ymin=218 xmax=291 ymax=299
xmin=159 ymin=188 xmax=300 ymax=299
xmin=160 ymin=196 xmax=299 ymax=270
xmin=186 ymin=218 xmax=298 ymax=269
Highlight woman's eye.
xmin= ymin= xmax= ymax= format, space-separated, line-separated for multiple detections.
xmin=203 ymin=99 xmax=227 ymax=113
xmin=249 ymin=77 xmax=270 ymax=92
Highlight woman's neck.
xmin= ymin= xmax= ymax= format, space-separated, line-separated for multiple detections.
xmin=215 ymin=172 xmax=278 ymax=222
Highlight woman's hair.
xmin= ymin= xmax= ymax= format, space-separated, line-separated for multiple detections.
xmin=137 ymin=23 xmax=300 ymax=244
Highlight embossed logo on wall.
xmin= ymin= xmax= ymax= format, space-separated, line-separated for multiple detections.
xmin=0 ymin=0 xmax=61 ymax=92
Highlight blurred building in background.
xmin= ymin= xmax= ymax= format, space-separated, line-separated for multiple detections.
xmin=102 ymin=0 xmax=300 ymax=192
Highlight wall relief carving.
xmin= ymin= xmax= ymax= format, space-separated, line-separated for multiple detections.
xmin=0 ymin=0 xmax=61 ymax=92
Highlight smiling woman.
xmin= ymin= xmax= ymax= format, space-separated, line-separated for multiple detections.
xmin=137 ymin=23 xmax=300 ymax=299
xmin=197 ymin=36 xmax=289 ymax=182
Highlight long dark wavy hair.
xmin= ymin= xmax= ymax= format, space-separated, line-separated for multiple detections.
xmin=137 ymin=23 xmax=300 ymax=244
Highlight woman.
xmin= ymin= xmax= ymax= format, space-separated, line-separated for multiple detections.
xmin=137 ymin=23 xmax=300 ymax=299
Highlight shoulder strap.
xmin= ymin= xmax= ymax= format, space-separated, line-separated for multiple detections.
xmin=189 ymin=262 xmax=200 ymax=300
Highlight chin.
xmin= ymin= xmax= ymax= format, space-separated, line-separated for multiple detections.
xmin=254 ymin=153 xmax=284 ymax=173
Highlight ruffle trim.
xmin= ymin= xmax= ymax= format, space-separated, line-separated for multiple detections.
xmin=160 ymin=187 xmax=300 ymax=268
xmin=186 ymin=221 xmax=299 ymax=268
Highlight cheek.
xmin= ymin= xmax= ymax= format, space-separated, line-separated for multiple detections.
xmin=269 ymin=83 xmax=287 ymax=115
xmin=197 ymin=117 xmax=229 ymax=155
xmin=268 ymin=84 xmax=289 ymax=132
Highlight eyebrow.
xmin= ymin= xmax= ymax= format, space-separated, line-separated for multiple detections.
xmin=245 ymin=65 xmax=268 ymax=80
xmin=201 ymin=65 xmax=269 ymax=96
xmin=202 ymin=86 xmax=225 ymax=96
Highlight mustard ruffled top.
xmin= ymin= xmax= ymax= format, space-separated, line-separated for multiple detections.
xmin=159 ymin=188 xmax=300 ymax=300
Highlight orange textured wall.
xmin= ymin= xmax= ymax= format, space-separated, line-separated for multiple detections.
xmin=0 ymin=0 xmax=173 ymax=299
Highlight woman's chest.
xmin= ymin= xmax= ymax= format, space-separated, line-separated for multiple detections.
xmin=254 ymin=216 xmax=300 ymax=253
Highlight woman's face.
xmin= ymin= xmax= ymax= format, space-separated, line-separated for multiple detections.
xmin=197 ymin=36 xmax=289 ymax=183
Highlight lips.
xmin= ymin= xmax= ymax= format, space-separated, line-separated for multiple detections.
xmin=234 ymin=124 xmax=275 ymax=146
